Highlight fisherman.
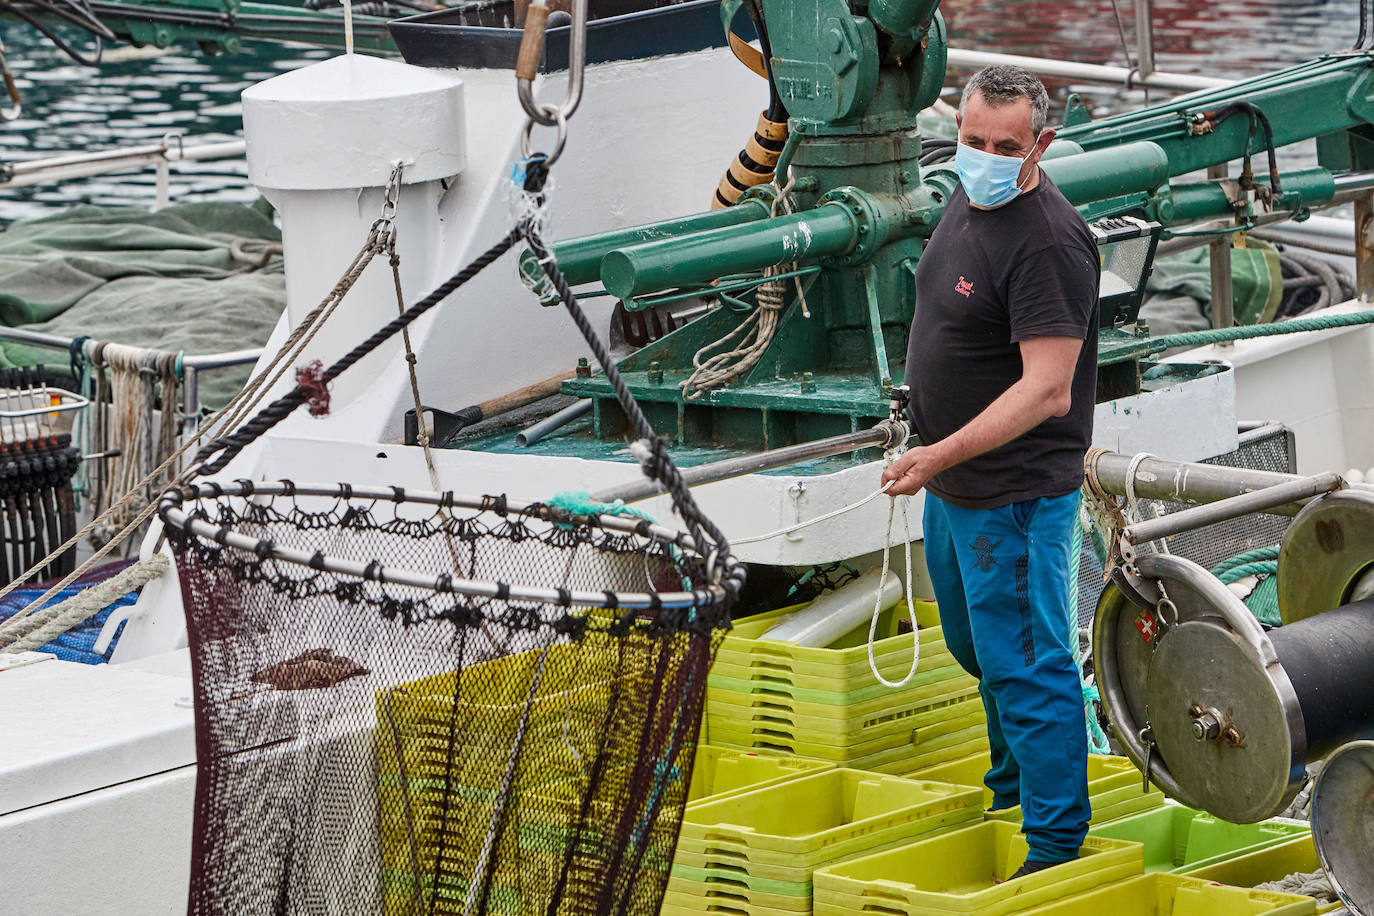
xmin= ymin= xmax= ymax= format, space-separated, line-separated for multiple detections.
xmin=881 ymin=64 xmax=1100 ymax=878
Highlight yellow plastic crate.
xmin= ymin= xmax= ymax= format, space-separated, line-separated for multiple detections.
xmin=1087 ymin=790 xmax=1170 ymax=825
xmin=702 ymin=731 xmax=991 ymax=778
xmin=710 ymin=699 xmax=985 ymax=749
xmin=375 ymin=642 xmax=682 ymax=916
xmin=869 ymin=732 xmax=993 ymax=775
xmin=707 ymin=677 xmax=980 ymax=740
xmin=680 ymin=768 xmax=982 ymax=869
xmin=710 ymin=641 xmax=958 ymax=688
xmin=914 ymin=751 xmax=1140 ymax=797
xmin=1012 ymin=872 xmax=1317 ymax=916
xmin=707 ymin=716 xmax=987 ymax=763
xmin=707 ymin=656 xmax=965 ymax=704
xmin=911 ymin=751 xmax=1173 ymax=829
xmin=687 ymin=747 xmax=834 ymax=805
xmin=661 ymin=900 xmax=799 ymax=916
xmin=674 ymin=806 xmax=982 ymax=887
xmin=663 ymin=884 xmax=809 ymax=914
xmin=1179 ymin=830 xmax=1337 ymax=912
xmin=712 ymin=601 xmax=943 ymax=691
xmin=811 ymin=820 xmax=1144 ymax=916
xmin=1089 ymin=805 xmax=1312 ymax=874
xmin=713 ymin=632 xmax=954 ymax=677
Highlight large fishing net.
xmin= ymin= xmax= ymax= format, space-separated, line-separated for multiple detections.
xmin=160 ymin=158 xmax=742 ymax=915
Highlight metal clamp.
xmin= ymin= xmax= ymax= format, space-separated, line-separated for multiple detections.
xmin=160 ymin=130 xmax=185 ymax=161
xmin=515 ymin=0 xmax=588 ymax=127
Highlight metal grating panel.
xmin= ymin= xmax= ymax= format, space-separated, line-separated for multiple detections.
xmin=1076 ymin=423 xmax=1296 ymax=625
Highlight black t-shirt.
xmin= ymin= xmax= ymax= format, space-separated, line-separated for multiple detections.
xmin=904 ymin=175 xmax=1100 ymax=509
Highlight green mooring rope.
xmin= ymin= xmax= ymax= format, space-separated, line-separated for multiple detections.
xmin=547 ymin=490 xmax=693 ymax=591
xmin=547 ymin=490 xmax=659 ymax=528
xmin=1210 ymin=547 xmax=1282 ymax=626
xmin=1210 ymin=545 xmax=1280 ymax=577
xmin=1070 ymin=497 xmax=1113 ymax=755
xmin=1145 ymin=309 xmax=1374 ymax=353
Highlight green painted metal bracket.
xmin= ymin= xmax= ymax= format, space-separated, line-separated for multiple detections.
xmin=861 ymin=264 xmax=892 ymax=389
xmin=1064 ymin=94 xmax=1092 ymax=128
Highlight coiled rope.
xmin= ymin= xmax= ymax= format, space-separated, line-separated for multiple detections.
xmin=679 ymin=177 xmax=811 ymax=402
xmin=0 ymin=554 xmax=168 ymax=653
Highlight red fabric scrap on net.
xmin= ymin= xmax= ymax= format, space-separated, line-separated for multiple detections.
xmin=296 ymin=360 xmax=331 ymax=417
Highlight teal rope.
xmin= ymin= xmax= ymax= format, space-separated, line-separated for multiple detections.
xmin=1145 ymin=309 xmax=1374 ymax=354
xmin=1217 ymin=560 xmax=1279 ymax=583
xmin=1245 ymin=576 xmax=1282 ymax=627
xmin=1210 ymin=547 xmax=1282 ymax=627
xmin=1070 ymin=495 xmax=1113 ymax=755
xmin=547 ymin=490 xmax=658 ymax=527
xmin=1210 ymin=545 xmax=1280 ymax=578
xmin=548 ymin=490 xmax=692 ymax=590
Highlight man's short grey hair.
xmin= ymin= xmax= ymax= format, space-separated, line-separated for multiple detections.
xmin=959 ymin=65 xmax=1050 ymax=137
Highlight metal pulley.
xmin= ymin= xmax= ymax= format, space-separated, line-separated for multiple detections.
xmin=1094 ymin=477 xmax=1374 ymax=824
xmin=1311 ymin=740 xmax=1374 ymax=915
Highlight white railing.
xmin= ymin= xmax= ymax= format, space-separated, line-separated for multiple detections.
xmin=0 ymin=132 xmax=247 ymax=208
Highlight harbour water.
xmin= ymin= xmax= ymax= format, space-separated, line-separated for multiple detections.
xmin=0 ymin=0 xmax=1363 ymax=222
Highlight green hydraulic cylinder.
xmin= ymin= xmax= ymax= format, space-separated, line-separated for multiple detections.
xmin=601 ymin=202 xmax=857 ymax=299
xmin=1041 ymin=141 xmax=1171 ymax=205
xmin=599 ymin=187 xmax=933 ymax=299
xmin=518 ymin=196 xmax=772 ymax=289
xmin=1153 ymin=167 xmax=1336 ymax=225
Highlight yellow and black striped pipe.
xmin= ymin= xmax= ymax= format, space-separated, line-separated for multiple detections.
xmin=712 ymin=112 xmax=789 ymax=209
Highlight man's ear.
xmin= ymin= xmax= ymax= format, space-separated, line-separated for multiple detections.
xmin=1018 ymin=128 xmax=1057 ymax=183
xmin=1032 ymin=128 xmax=1057 ymax=158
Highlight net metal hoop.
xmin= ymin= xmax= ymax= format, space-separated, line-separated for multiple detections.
xmin=158 ymin=480 xmax=733 ymax=611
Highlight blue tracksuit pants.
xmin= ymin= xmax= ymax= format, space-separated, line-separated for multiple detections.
xmin=922 ymin=489 xmax=1090 ymax=863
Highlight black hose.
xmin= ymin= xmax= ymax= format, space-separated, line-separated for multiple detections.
xmin=1276 ymin=248 xmax=1354 ymax=318
xmin=1360 ymin=0 xmax=1370 ymax=49
xmin=919 ymin=148 xmax=955 ymax=167
xmin=1211 ymin=102 xmax=1281 ymax=196
xmin=744 ymin=0 xmax=786 ymax=123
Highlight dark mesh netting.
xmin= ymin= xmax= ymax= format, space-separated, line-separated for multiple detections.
xmin=163 ymin=482 xmax=728 ymax=916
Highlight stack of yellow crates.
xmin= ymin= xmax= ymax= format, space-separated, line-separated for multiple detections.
xmin=705 ymin=601 xmax=990 ymax=772
xmin=664 ymin=768 xmax=982 ymax=914
xmin=810 ymin=820 xmax=1317 ymax=916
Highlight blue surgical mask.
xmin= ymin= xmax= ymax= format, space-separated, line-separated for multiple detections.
xmin=954 ymin=140 xmax=1035 ymax=208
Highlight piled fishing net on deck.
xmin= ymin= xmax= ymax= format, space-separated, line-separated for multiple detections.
xmin=164 ymin=481 xmax=729 ymax=915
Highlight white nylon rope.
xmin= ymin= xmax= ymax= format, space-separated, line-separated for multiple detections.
xmin=730 ymin=449 xmax=920 ymax=689
xmin=869 ymin=491 xmax=920 ymax=688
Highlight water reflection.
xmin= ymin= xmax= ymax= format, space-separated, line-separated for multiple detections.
xmin=0 ymin=0 xmax=1362 ymax=221
xmin=0 ymin=28 xmax=327 ymax=221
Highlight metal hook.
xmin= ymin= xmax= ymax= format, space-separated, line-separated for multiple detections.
xmin=515 ymin=0 xmax=588 ymax=127
xmin=520 ymin=106 xmax=568 ymax=167
xmin=161 ymin=130 xmax=185 ymax=161
xmin=380 ymin=161 xmax=404 ymax=223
